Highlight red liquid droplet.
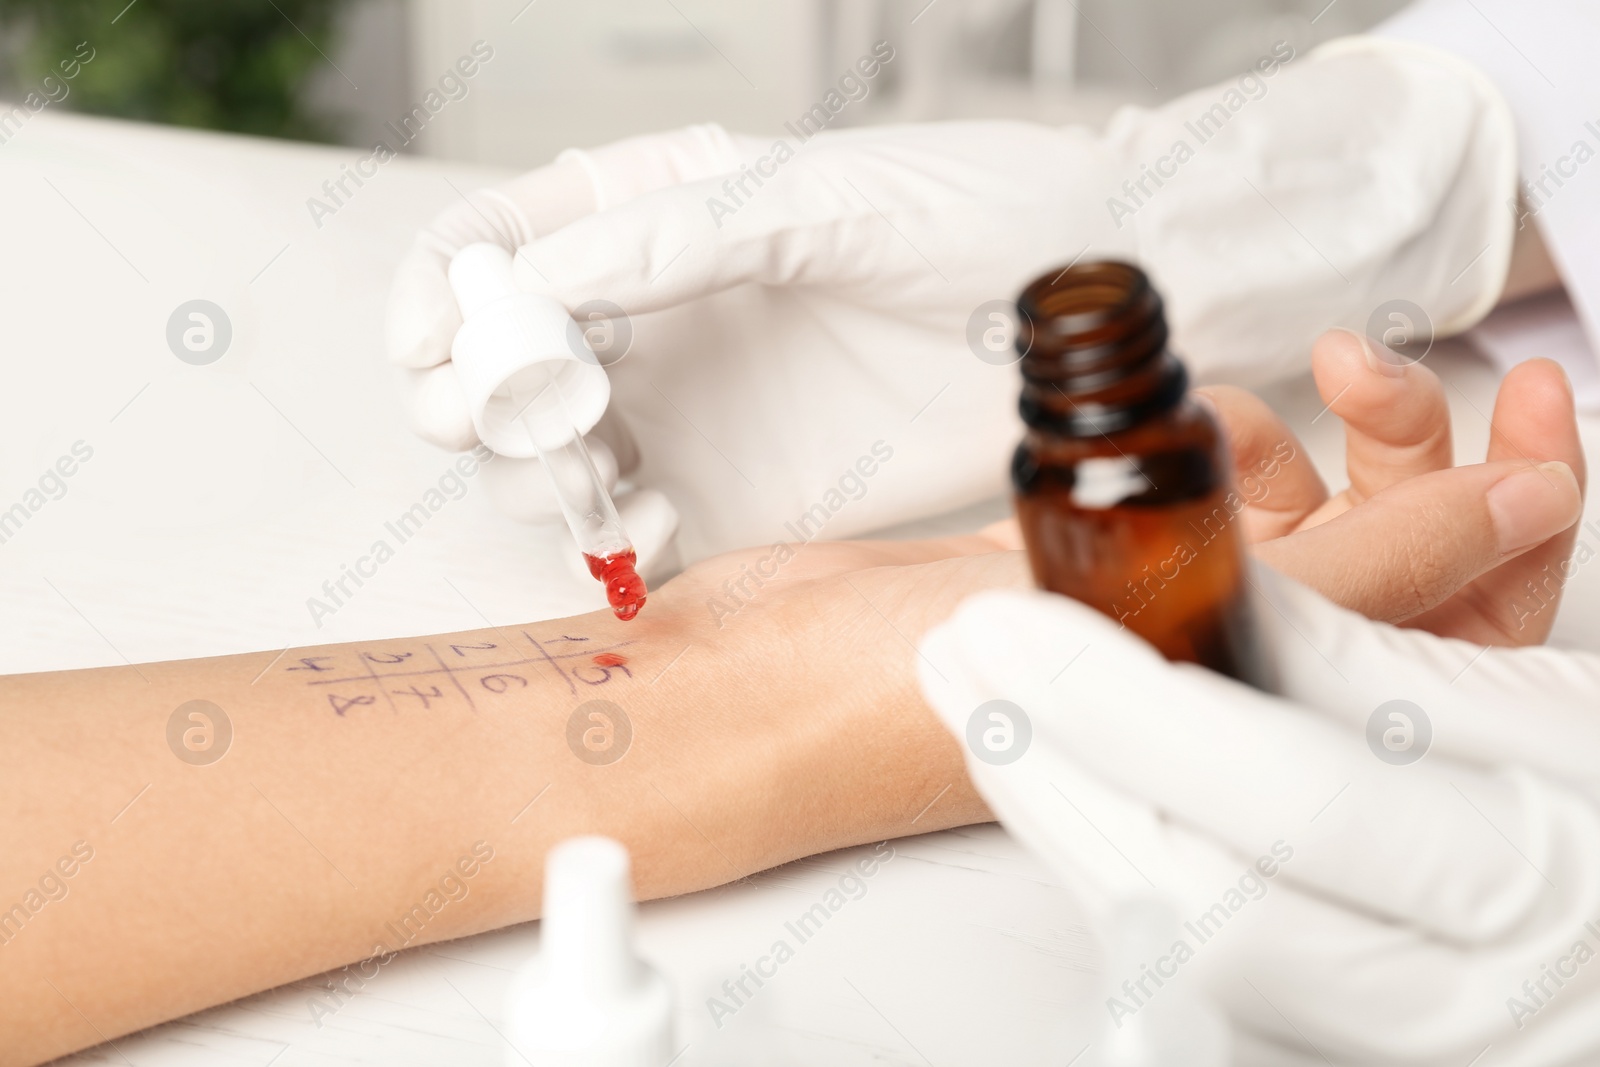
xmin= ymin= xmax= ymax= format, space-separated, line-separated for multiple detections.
xmin=593 ymin=652 xmax=627 ymax=668
xmin=582 ymin=550 xmax=647 ymax=621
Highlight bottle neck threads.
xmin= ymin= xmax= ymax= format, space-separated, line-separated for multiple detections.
xmin=1015 ymin=261 xmax=1187 ymax=436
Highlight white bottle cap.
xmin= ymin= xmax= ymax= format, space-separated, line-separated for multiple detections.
xmin=505 ymin=836 xmax=673 ymax=1067
xmin=448 ymin=243 xmax=611 ymax=458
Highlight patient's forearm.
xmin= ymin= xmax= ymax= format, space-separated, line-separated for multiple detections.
xmin=0 ymin=592 xmax=968 ymax=1066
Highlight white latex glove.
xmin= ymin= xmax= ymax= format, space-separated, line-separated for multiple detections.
xmin=389 ymin=124 xmax=762 ymax=571
xmin=388 ymin=37 xmax=1515 ymax=562
xmin=918 ymin=565 xmax=1600 ymax=1066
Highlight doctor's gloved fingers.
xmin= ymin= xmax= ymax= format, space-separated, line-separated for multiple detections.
xmin=1306 ymin=328 xmax=1454 ymax=515
xmin=398 ymin=363 xmax=480 ymax=452
xmin=385 ymin=157 xmax=602 ymax=371
xmin=920 ymin=588 xmax=1585 ymax=945
xmin=509 ymin=154 xmax=951 ymax=316
xmin=1251 ymin=457 xmax=1583 ymax=628
xmin=1195 ymin=386 xmax=1326 ymax=542
xmin=1250 ymin=563 xmax=1600 ymax=777
xmin=510 ymin=175 xmax=767 ymax=314
xmin=559 ymin=123 xmax=762 ymax=212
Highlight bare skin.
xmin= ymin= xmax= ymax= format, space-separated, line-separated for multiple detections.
xmin=0 ymin=329 xmax=1585 ymax=1066
xmin=0 ymin=537 xmax=1016 ymax=1067
xmin=1218 ymin=331 xmax=1587 ymax=644
xmin=1501 ymin=203 xmax=1564 ymax=306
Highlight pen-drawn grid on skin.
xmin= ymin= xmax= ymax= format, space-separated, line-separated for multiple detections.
xmin=288 ymin=635 xmax=637 ymax=716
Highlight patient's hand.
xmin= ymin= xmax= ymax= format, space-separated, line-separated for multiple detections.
xmin=1205 ymin=330 xmax=1586 ymax=646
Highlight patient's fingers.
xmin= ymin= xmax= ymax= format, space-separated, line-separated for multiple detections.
xmin=1253 ymin=458 xmax=1583 ymax=625
xmin=1406 ymin=359 xmax=1587 ymax=643
xmin=1307 ymin=329 xmax=1453 ymax=519
xmin=976 ymin=518 xmax=1025 ymax=550
xmin=1484 ymin=357 xmax=1587 ymax=486
xmin=1197 ymin=386 xmax=1326 ymax=542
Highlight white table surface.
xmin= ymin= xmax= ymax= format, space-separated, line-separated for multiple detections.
xmin=3 ymin=108 xmax=1598 ymax=1067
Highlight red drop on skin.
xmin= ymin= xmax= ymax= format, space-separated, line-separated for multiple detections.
xmin=582 ymin=550 xmax=647 ymax=622
xmin=593 ymin=652 xmax=627 ymax=668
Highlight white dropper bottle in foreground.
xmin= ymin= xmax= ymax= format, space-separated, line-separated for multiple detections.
xmin=1092 ymin=898 xmax=1230 ymax=1067
xmin=504 ymin=836 xmax=673 ymax=1067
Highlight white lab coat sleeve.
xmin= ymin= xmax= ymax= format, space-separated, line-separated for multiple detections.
xmin=1380 ymin=0 xmax=1600 ymax=389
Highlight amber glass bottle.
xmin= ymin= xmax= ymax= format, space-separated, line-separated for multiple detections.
xmin=1010 ymin=261 xmax=1262 ymax=686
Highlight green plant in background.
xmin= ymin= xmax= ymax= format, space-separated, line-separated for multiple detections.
xmin=0 ymin=0 xmax=353 ymax=141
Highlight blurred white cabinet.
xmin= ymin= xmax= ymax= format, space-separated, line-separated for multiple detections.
xmin=407 ymin=0 xmax=827 ymax=166
xmin=401 ymin=0 xmax=1413 ymax=167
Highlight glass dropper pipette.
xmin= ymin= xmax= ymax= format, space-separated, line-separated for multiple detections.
xmin=446 ymin=241 xmax=648 ymax=622
xmin=516 ymin=384 xmax=647 ymax=621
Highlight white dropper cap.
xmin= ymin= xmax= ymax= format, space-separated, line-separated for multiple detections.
xmin=504 ymin=836 xmax=674 ymax=1067
xmin=448 ymin=243 xmax=611 ymax=458
xmin=1092 ymin=898 xmax=1231 ymax=1067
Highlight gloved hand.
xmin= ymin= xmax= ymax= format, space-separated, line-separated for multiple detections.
xmin=388 ymin=37 xmax=1515 ymax=562
xmin=917 ymin=566 xmax=1600 ymax=1066
xmin=387 ymin=124 xmax=767 ymax=569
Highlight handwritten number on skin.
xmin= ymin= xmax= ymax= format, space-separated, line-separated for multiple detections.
xmin=479 ymin=674 xmax=528 ymax=694
xmin=308 ymin=635 xmax=626 ymax=715
xmin=572 ymin=664 xmax=631 ymax=686
xmin=329 ymin=693 xmax=378 ymax=716
xmin=392 ymin=684 xmax=444 ymax=708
